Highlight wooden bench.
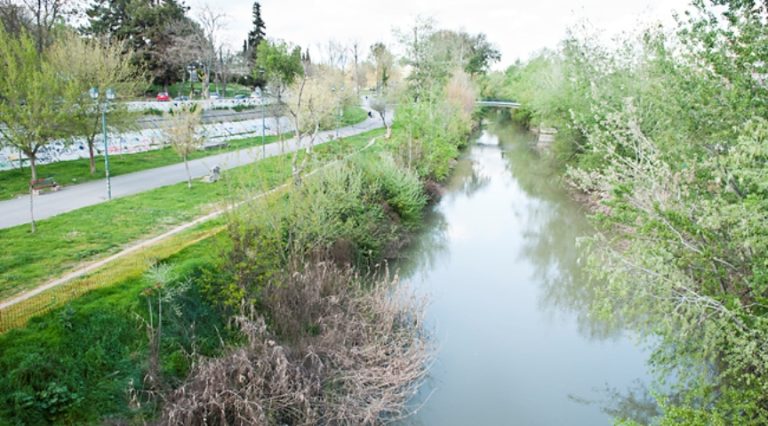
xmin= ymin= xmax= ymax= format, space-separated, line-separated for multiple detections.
xmin=203 ymin=141 xmax=229 ymax=151
xmin=31 ymin=177 xmax=60 ymax=195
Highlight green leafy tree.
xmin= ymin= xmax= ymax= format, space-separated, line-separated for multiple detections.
xmin=0 ymin=25 xmax=80 ymax=232
xmin=254 ymin=39 xmax=303 ymax=103
xmin=395 ymin=17 xmax=438 ymax=99
xmin=369 ymin=42 xmax=393 ymax=94
xmin=397 ymin=18 xmax=497 ymax=98
xmin=84 ymin=0 xmax=193 ymax=86
xmin=464 ymin=33 xmax=501 ymax=76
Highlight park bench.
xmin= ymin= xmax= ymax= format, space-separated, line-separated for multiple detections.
xmin=203 ymin=141 xmax=228 ymax=151
xmin=31 ymin=177 xmax=60 ymax=195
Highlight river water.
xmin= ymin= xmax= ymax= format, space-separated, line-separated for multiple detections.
xmin=401 ymin=118 xmax=652 ymax=425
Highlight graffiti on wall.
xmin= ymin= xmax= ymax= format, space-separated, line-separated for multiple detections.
xmin=0 ymin=116 xmax=294 ymax=171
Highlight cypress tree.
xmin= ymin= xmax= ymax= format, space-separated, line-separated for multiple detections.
xmin=247 ymin=2 xmax=266 ymax=63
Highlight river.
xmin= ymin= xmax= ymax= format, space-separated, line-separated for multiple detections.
xmin=400 ymin=118 xmax=654 ymax=425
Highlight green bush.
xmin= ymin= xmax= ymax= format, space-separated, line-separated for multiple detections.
xmin=389 ymin=99 xmax=470 ymax=181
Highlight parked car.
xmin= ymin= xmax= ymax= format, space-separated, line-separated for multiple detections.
xmin=176 ymin=95 xmax=190 ymax=101
xmin=156 ymin=92 xmax=170 ymax=101
xmin=234 ymin=94 xmax=247 ymax=99
xmin=210 ymin=92 xmax=221 ymax=100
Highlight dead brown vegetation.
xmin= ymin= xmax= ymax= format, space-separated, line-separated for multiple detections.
xmin=161 ymin=262 xmax=431 ymax=425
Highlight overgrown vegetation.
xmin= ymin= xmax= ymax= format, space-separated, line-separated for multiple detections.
xmin=484 ymin=1 xmax=768 ymax=423
xmin=0 ymin=53 xmax=478 ymax=425
xmin=0 ymin=7 xmax=484 ymax=423
xmin=162 ymin=262 xmax=429 ymax=425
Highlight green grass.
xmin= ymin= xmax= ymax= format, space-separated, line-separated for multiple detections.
xmin=0 ymin=134 xmax=282 ymax=200
xmin=0 ymin=233 xmax=232 ymax=424
xmin=0 ymin=106 xmax=369 ymax=200
xmin=0 ymin=129 xmax=385 ymax=300
xmin=340 ymin=105 xmax=369 ymax=126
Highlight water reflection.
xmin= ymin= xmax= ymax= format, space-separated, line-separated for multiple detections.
xmin=399 ymin=120 xmax=653 ymax=425
xmin=396 ymin=152 xmax=490 ymax=279
xmin=395 ymin=210 xmax=450 ymax=280
xmin=490 ymin=121 xmax=628 ymax=341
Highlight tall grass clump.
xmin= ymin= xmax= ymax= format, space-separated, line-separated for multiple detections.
xmin=205 ymin=152 xmax=427 ymax=310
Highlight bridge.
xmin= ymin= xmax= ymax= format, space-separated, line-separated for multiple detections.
xmin=476 ymin=100 xmax=521 ymax=108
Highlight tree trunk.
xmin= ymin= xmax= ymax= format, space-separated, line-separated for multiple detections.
xmin=29 ymin=155 xmax=37 ymax=233
xmin=184 ymin=154 xmax=192 ymax=189
xmin=353 ymin=44 xmax=360 ymax=98
xmin=202 ymin=68 xmax=210 ymax=99
xmin=88 ymin=138 xmax=96 ymax=175
xmin=291 ymin=151 xmax=301 ymax=187
xmin=274 ymin=116 xmax=284 ymax=153
xmin=88 ymin=111 xmax=102 ymax=175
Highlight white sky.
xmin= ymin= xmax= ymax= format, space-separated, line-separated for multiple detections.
xmin=188 ymin=0 xmax=692 ymax=68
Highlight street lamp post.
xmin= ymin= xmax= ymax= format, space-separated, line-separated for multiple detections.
xmin=90 ymin=87 xmax=116 ymax=200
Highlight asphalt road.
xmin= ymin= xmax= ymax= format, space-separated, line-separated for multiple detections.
xmin=0 ymin=112 xmax=387 ymax=229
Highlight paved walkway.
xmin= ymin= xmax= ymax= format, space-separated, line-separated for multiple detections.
xmin=0 ymin=113 xmax=385 ymax=229
xmin=0 ymin=136 xmax=380 ymax=310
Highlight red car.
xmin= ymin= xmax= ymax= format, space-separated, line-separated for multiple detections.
xmin=156 ymin=92 xmax=170 ymax=101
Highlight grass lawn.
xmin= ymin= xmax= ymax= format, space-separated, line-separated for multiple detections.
xmin=341 ymin=104 xmax=369 ymax=126
xmin=0 ymin=106 xmax=368 ymax=200
xmin=0 ymin=231 xmax=234 ymax=424
xmin=0 ymin=129 xmax=385 ymax=300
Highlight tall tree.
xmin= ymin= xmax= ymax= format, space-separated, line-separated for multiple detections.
xmin=84 ymin=0 xmax=193 ymax=86
xmin=21 ymin=0 xmax=71 ymax=52
xmin=0 ymin=25 xmax=80 ymax=231
xmin=369 ymin=42 xmax=393 ymax=94
xmin=245 ymin=1 xmax=265 ymax=65
xmin=352 ymin=40 xmax=360 ymax=97
xmin=395 ymin=17 xmax=438 ymax=99
xmin=255 ymin=39 xmax=303 ymax=104
xmin=255 ymin=39 xmax=303 ymax=150
xmin=196 ymin=5 xmax=225 ymax=98
xmin=465 ymin=33 xmax=501 ymax=75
